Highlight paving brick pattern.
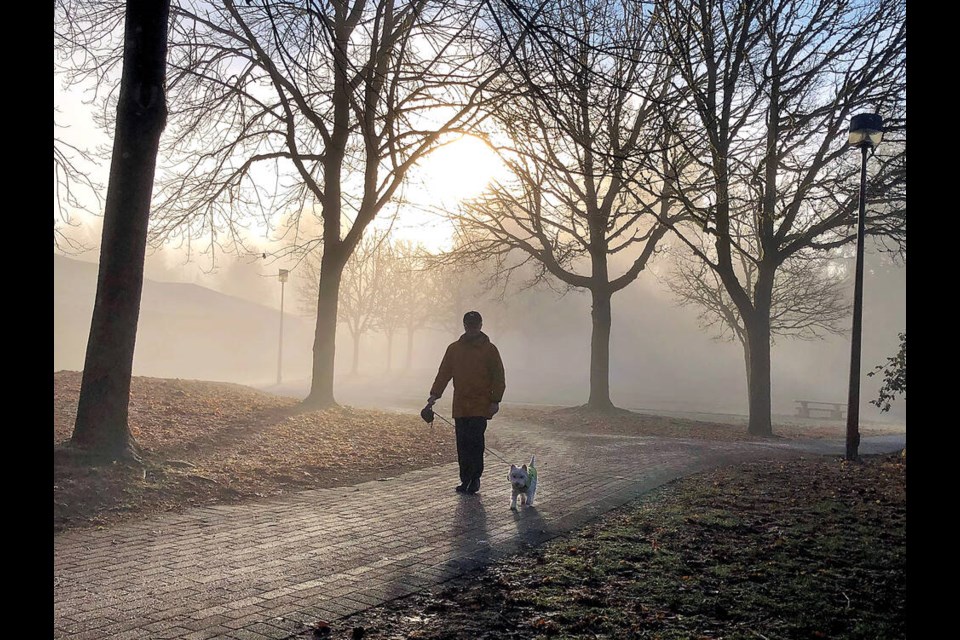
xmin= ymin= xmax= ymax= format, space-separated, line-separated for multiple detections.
xmin=54 ymin=420 xmax=904 ymax=639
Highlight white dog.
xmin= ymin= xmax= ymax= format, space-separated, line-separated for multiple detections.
xmin=508 ymin=456 xmax=538 ymax=510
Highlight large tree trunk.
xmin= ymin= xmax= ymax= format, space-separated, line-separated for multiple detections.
xmin=303 ymin=11 xmax=350 ymax=409
xmin=587 ymin=286 xmax=615 ymax=411
xmin=744 ymin=319 xmax=772 ymax=436
xmin=304 ymin=254 xmax=344 ymax=408
xmin=744 ymin=273 xmax=775 ymax=436
xmin=741 ymin=338 xmax=751 ymax=398
xmin=71 ymin=0 xmax=170 ymax=458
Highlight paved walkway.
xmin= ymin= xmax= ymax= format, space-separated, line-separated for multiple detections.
xmin=53 ymin=420 xmax=905 ymax=640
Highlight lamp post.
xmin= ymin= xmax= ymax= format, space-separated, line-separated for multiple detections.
xmin=277 ymin=268 xmax=289 ymax=386
xmin=845 ymin=113 xmax=883 ymax=461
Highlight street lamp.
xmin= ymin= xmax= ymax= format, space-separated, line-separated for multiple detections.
xmin=845 ymin=113 xmax=883 ymax=461
xmin=277 ymin=268 xmax=289 ymax=386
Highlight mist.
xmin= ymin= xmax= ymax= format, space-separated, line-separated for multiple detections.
xmin=54 ymin=243 xmax=905 ymax=424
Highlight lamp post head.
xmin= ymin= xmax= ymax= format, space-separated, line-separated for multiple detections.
xmin=848 ymin=113 xmax=883 ymax=149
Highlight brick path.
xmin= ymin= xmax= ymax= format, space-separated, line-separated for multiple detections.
xmin=53 ymin=420 xmax=905 ymax=640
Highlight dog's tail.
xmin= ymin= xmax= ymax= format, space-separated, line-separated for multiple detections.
xmin=530 ymin=455 xmax=536 ymax=467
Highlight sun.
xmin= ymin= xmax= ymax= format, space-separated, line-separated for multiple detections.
xmin=383 ymin=134 xmax=507 ymax=253
xmin=412 ymin=134 xmax=505 ymax=205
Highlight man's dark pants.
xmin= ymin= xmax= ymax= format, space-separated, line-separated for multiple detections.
xmin=454 ymin=416 xmax=488 ymax=487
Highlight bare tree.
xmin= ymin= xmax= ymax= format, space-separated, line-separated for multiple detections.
xmin=58 ymin=0 xmax=507 ymax=407
xmin=665 ymin=234 xmax=850 ymax=389
xmin=422 ymin=225 xmax=511 ymax=334
xmin=652 ymin=0 xmax=906 ymax=434
xmin=69 ymin=0 xmax=171 ymax=458
xmin=429 ymin=257 xmax=482 ymax=334
xmin=142 ymin=0 xmax=507 ymax=407
xmin=297 ymin=230 xmax=394 ymax=375
xmin=369 ymin=239 xmax=428 ymax=373
xmin=54 ymin=1 xmax=110 ymax=253
xmin=455 ymin=0 xmax=684 ymax=411
xmin=297 ymin=235 xmax=435 ymax=373
xmin=54 ymin=119 xmax=102 ymax=253
xmin=386 ymin=242 xmax=433 ymax=372
xmin=372 ymin=242 xmax=408 ymax=373
xmin=338 ymin=230 xmax=390 ymax=375
xmin=296 ymin=250 xmax=322 ymax=317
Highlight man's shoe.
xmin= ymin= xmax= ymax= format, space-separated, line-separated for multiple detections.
xmin=465 ymin=478 xmax=481 ymax=494
xmin=455 ymin=484 xmax=468 ymax=493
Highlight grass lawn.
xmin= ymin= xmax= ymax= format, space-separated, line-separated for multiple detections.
xmin=326 ymin=453 xmax=906 ymax=639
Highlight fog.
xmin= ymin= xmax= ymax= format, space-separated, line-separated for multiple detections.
xmin=54 ymin=242 xmax=905 ymax=426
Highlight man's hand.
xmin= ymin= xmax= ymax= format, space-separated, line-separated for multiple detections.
xmin=489 ymin=402 xmax=500 ymax=417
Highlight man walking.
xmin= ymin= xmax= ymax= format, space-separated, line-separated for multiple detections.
xmin=427 ymin=311 xmax=506 ymax=494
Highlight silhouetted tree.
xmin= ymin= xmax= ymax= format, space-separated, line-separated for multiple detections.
xmin=339 ymin=231 xmax=390 ymax=375
xmin=54 ymin=1 xmax=107 ymax=253
xmin=369 ymin=240 xmax=426 ymax=373
xmin=424 ymin=227 xmax=508 ymax=336
xmin=652 ymin=0 xmax=906 ymax=434
xmin=70 ymin=0 xmax=171 ymax=458
xmin=386 ymin=242 xmax=432 ymax=372
xmin=456 ymin=0 xmax=685 ymax=411
xmin=665 ymin=227 xmax=851 ymax=390
xmin=58 ymin=0 xmax=508 ymax=408
xmin=142 ymin=0 xmax=506 ymax=408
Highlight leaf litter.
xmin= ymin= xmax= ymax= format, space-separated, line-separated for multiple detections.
xmin=54 ymin=371 xmax=456 ymax=532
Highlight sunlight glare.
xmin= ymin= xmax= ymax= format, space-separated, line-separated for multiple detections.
xmin=413 ymin=135 xmax=504 ymax=205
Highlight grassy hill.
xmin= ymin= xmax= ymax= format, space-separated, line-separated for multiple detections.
xmin=54 ymin=253 xmax=315 ymax=385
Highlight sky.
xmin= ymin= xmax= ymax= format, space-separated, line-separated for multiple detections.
xmin=55 ymin=67 xmax=505 ymax=280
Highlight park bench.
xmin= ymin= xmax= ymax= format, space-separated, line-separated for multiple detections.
xmin=794 ymin=400 xmax=845 ymax=419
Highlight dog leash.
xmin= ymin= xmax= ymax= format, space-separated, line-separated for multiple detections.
xmin=427 ymin=408 xmax=513 ymax=466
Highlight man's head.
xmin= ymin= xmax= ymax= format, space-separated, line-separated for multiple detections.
xmin=463 ymin=310 xmax=483 ymax=336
